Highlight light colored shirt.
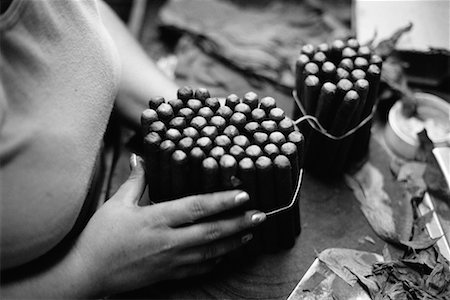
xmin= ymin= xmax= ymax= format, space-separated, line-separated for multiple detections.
xmin=0 ymin=0 xmax=121 ymax=269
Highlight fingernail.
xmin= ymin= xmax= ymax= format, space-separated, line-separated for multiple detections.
xmin=251 ymin=212 xmax=266 ymax=224
xmin=234 ymin=192 xmax=249 ymax=205
xmin=241 ymin=233 xmax=253 ymax=244
xmin=130 ymin=153 xmax=138 ymax=169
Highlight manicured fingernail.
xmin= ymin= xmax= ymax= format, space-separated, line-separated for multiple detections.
xmin=234 ymin=192 xmax=249 ymax=205
xmin=130 ymin=153 xmax=138 ymax=169
xmin=241 ymin=234 xmax=253 ymax=244
xmin=251 ymin=212 xmax=266 ymax=224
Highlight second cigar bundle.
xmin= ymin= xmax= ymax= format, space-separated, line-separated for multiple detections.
xmin=294 ymin=38 xmax=383 ymax=178
xmin=141 ymin=87 xmax=305 ymax=252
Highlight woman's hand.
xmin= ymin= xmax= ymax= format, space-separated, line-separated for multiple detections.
xmin=72 ymin=154 xmax=266 ymax=296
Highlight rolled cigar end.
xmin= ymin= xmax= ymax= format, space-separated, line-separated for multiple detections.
xmin=219 ymin=154 xmax=238 ymax=188
xmin=171 ymin=149 xmax=187 ymax=165
xmin=166 ymin=128 xmax=182 ymax=143
xmin=156 ymin=103 xmax=174 ymax=121
xmin=244 ymin=121 xmax=260 ymax=137
xmin=300 ymin=44 xmax=315 ymax=57
xmin=243 ymin=91 xmax=259 ymax=110
xmin=178 ymin=136 xmax=195 ymax=153
xmin=287 ymin=131 xmax=305 ymax=168
xmin=336 ymin=68 xmax=350 ymax=81
xmin=230 ymin=112 xmax=247 ymax=129
xmin=317 ymin=42 xmax=329 ymax=54
xmin=205 ymin=97 xmax=220 ymax=112
xmin=255 ymin=155 xmax=272 ymax=171
xmin=278 ymin=117 xmax=295 ymax=135
xmin=268 ymin=107 xmax=285 ymax=122
xmin=303 ymin=62 xmax=319 ymax=76
xmin=273 ymin=154 xmax=291 ymax=170
xmin=216 ymin=106 xmax=233 ymax=120
xmin=168 ymin=99 xmax=184 ymax=114
xmin=148 ymin=96 xmax=165 ymax=110
xmin=367 ymin=64 xmax=381 ymax=76
xmin=358 ymin=46 xmax=372 ymax=59
xmin=201 ymin=125 xmax=219 ymax=140
xmin=141 ymin=109 xmax=158 ymax=131
xmin=223 ymin=125 xmax=240 ymax=139
xmin=144 ymin=132 xmax=162 ymax=152
xmin=160 ymin=139 xmax=176 ymax=154
xmin=210 ymin=115 xmax=227 ymax=132
xmin=190 ymin=146 xmax=206 ymax=161
xmin=259 ymin=97 xmax=277 ymax=112
xmin=210 ymin=146 xmax=225 ymax=160
xmin=198 ymin=106 xmax=214 ymax=121
xmin=269 ymin=131 xmax=286 ymax=146
xmin=321 ymin=61 xmax=336 ymax=76
xmin=149 ymin=120 xmax=167 ymax=135
xmin=168 ymin=116 xmax=186 ymax=131
xmin=312 ymin=51 xmax=327 ymax=66
xmin=194 ymin=87 xmax=210 ymax=102
xmin=225 ymin=94 xmax=240 ymax=109
xmin=246 ymin=145 xmax=263 ymax=161
xmin=337 ymin=78 xmax=353 ymax=93
xmin=177 ymin=107 xmax=195 ymax=122
xmin=253 ymin=132 xmax=269 ymax=147
xmin=182 ymin=126 xmax=199 ymax=140
xmin=201 ymin=157 xmax=219 ymax=192
xmin=233 ymin=135 xmax=251 ymax=149
xmin=234 ymin=103 xmax=252 ymax=118
xmin=369 ymin=55 xmax=383 ymax=68
xmin=214 ymin=135 xmax=232 ymax=150
xmin=190 ymin=116 xmax=208 ymax=131
xmin=346 ymin=38 xmax=360 ymax=50
xmin=304 ymin=75 xmax=321 ymax=114
xmin=351 ymin=69 xmax=366 ymax=81
xmin=261 ymin=120 xmax=277 ymax=134
xmin=196 ymin=136 xmax=213 ymax=153
xmin=264 ymin=143 xmax=280 ymax=160
xmin=354 ymin=57 xmax=369 ymax=71
xmin=186 ymin=99 xmax=203 ymax=113
xmin=177 ymin=86 xmax=194 ymax=103
xmin=338 ymin=58 xmax=354 ymax=72
xmin=251 ymin=108 xmax=266 ymax=123
xmin=229 ymin=144 xmax=246 ymax=161
xmin=354 ymin=79 xmax=370 ymax=96
xmin=342 ymin=47 xmax=357 ymax=59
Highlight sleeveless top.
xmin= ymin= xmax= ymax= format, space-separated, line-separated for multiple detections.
xmin=0 ymin=0 xmax=121 ymax=269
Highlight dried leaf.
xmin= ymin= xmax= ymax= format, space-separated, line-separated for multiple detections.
xmin=399 ymin=237 xmax=439 ymax=251
xmin=374 ymin=22 xmax=413 ymax=59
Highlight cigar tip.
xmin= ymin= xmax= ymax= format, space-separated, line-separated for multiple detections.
xmin=273 ymin=155 xmax=291 ymax=168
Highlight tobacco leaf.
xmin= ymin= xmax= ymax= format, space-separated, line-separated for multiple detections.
xmin=399 ymin=237 xmax=439 ymax=251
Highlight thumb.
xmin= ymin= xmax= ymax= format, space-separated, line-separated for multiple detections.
xmin=111 ymin=153 xmax=146 ymax=205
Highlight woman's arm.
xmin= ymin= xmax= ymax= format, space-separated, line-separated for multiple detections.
xmin=98 ymin=1 xmax=179 ymax=130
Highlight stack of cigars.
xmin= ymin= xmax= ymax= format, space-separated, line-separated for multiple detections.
xmin=141 ymin=87 xmax=305 ymax=252
xmin=294 ymin=38 xmax=383 ymax=178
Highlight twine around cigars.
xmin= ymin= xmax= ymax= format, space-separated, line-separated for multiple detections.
xmin=292 ymin=90 xmax=376 ymax=140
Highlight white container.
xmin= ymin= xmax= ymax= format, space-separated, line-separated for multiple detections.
xmin=385 ymin=92 xmax=450 ymax=160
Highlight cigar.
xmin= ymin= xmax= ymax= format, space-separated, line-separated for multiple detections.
xmin=351 ymin=69 xmax=366 ymax=81
xmin=187 ymin=99 xmax=202 ymax=113
xmin=253 ymin=132 xmax=269 ymax=148
xmin=177 ymin=86 xmax=194 ymax=103
xmin=200 ymin=125 xmax=219 ymax=140
xmin=263 ymin=143 xmax=280 ymax=160
xmin=189 ymin=147 xmax=206 ymax=194
xmin=357 ymin=46 xmax=372 ymax=60
xmin=229 ymin=144 xmax=246 ymax=161
xmin=214 ymin=135 xmax=232 ymax=150
xmin=330 ymin=90 xmax=360 ymax=136
xmin=295 ymin=54 xmax=310 ymax=102
xmin=245 ymin=145 xmax=263 ymax=161
xmin=223 ymin=125 xmax=240 ymax=139
xmin=225 ymin=94 xmax=240 ymax=110
xmin=312 ymin=51 xmax=327 ymax=67
xmin=321 ymin=61 xmax=337 ymax=83
xmin=198 ymin=106 xmax=214 ymax=121
xmin=300 ymin=44 xmax=315 ymax=58
xmin=165 ymin=128 xmax=182 ymax=143
xmin=278 ymin=117 xmax=295 ymax=135
xmin=216 ymin=106 xmax=233 ymax=120
xmin=244 ymin=121 xmax=260 ymax=137
xmin=210 ymin=115 xmax=227 ymax=132
xmin=259 ymin=96 xmax=277 ymax=113
xmin=148 ymin=96 xmax=165 ymax=110
xmin=159 ymin=139 xmax=176 ymax=201
xmin=273 ymin=155 xmax=296 ymax=248
xmin=209 ymin=146 xmax=225 ymax=161
xmin=280 ymin=141 xmax=301 ymax=235
xmin=243 ymin=92 xmax=259 ymax=110
xmin=141 ymin=109 xmax=158 ymax=135
xmin=201 ymin=157 xmax=219 ymax=193
xmin=168 ymin=117 xmax=186 ymax=131
xmin=303 ymin=75 xmax=321 ymax=115
xmin=190 ymin=116 xmax=208 ymax=131
xmin=178 ymin=136 xmax=195 ymax=153
xmin=314 ymin=82 xmax=337 ymax=129
xmin=335 ymin=68 xmax=350 ymax=81
xmin=182 ymin=127 xmax=199 ymax=140
xmin=336 ymin=79 xmax=353 ymax=110
xmin=268 ymin=131 xmax=286 ymax=147
xmin=143 ymin=132 xmax=162 ymax=200
xmin=149 ymin=120 xmax=167 ymax=136
xmin=342 ymin=47 xmax=357 ymax=59
xmin=287 ymin=131 xmax=305 ymax=168
xmin=156 ymin=103 xmax=174 ymax=123
xmin=369 ymin=55 xmax=383 ymax=69
xmin=261 ymin=120 xmax=277 ymax=134
xmin=365 ymin=64 xmax=381 ymax=117
xmin=234 ymin=103 xmax=252 ymax=118
xmin=219 ymin=154 xmax=238 ymax=188
xmin=268 ymin=107 xmax=285 ymax=122
xmin=330 ymin=39 xmax=345 ymax=63
xmin=338 ymin=58 xmax=354 ymax=72
xmin=168 ymin=98 xmax=184 ymax=114
xmin=346 ymin=38 xmax=360 ymax=51
xmin=317 ymin=42 xmax=329 ymax=55
xmin=354 ymin=57 xmax=369 ymax=71
xmin=229 ymin=112 xmax=247 ymax=129
xmin=194 ymin=87 xmax=210 ymax=102
xmin=251 ymin=108 xmax=266 ymax=123
xmin=233 ymin=135 xmax=251 ymax=149
xmin=205 ymin=97 xmax=220 ymax=112
xmin=255 ymin=156 xmax=277 ymax=252
xmin=303 ymin=62 xmax=320 ymax=78
xmin=196 ymin=136 xmax=213 ymax=153
xmin=177 ymin=107 xmax=195 ymax=122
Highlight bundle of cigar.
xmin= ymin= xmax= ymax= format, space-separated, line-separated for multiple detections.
xmin=294 ymin=38 xmax=382 ymax=177
xmin=141 ymin=87 xmax=305 ymax=252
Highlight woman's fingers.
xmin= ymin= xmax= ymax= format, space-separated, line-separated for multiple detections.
xmin=147 ymin=190 xmax=251 ymax=227
xmin=110 ymin=154 xmax=146 ymax=205
xmin=170 ymin=210 xmax=265 ymax=248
